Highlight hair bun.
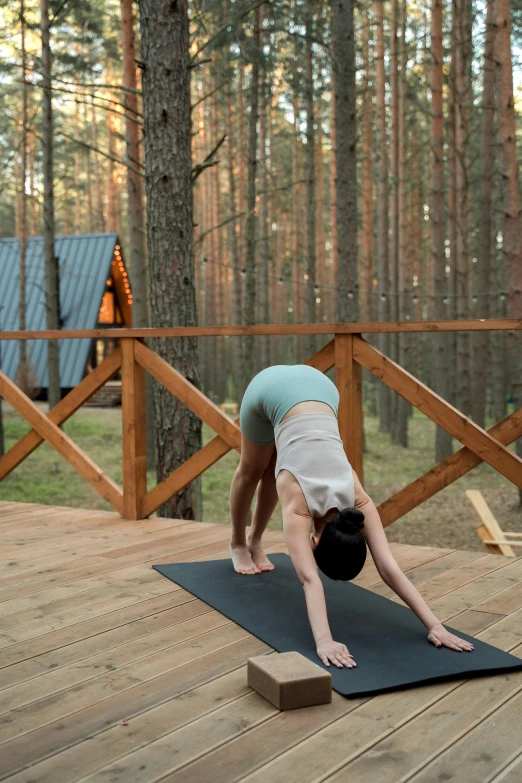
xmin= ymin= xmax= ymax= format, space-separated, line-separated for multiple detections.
xmin=334 ymin=507 xmax=365 ymax=533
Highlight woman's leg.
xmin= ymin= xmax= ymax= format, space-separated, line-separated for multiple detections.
xmin=229 ymin=432 xmax=275 ymax=574
xmin=246 ymin=448 xmax=278 ymax=571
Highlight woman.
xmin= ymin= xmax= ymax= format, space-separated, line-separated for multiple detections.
xmin=229 ymin=364 xmax=475 ymax=669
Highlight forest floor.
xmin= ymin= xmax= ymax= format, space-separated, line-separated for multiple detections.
xmin=0 ymin=402 xmax=521 ymax=556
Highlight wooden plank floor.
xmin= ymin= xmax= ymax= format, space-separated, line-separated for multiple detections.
xmin=0 ymin=499 xmax=521 ymax=783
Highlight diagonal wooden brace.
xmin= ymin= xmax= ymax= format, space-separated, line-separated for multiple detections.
xmin=134 ymin=341 xmax=241 ymax=451
xmin=353 ymin=335 xmax=522 ymax=489
xmin=0 ymin=370 xmax=123 ymax=514
xmin=378 ymin=406 xmax=522 ymax=526
xmin=0 ymin=349 xmax=122 ymax=481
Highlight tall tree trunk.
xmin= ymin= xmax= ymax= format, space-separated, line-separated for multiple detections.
xmin=106 ymin=102 xmax=118 ymax=233
xmin=40 ymin=0 xmax=60 ymax=409
xmin=454 ymin=0 xmax=473 ymax=417
xmin=29 ymin=125 xmax=36 ymax=234
xmin=389 ymin=0 xmax=399 ymax=441
xmin=304 ymin=0 xmax=317 ymax=357
xmin=120 ymin=0 xmax=154 ymax=468
xmin=494 ymin=0 xmax=522 ymax=504
xmin=361 ymin=3 xmax=373 ymax=323
xmin=292 ymin=60 xmax=302 ymax=363
xmin=329 ymin=79 xmax=338 ymax=321
xmin=375 ymin=0 xmax=391 ymax=433
xmin=491 ymin=209 xmax=508 ymax=422
xmin=211 ymin=86 xmax=226 ymax=401
xmin=315 ymin=104 xmax=325 ymax=325
xmin=138 ymin=0 xmax=202 ymax=520
xmin=19 ymin=0 xmax=28 ymax=393
xmin=82 ymin=100 xmax=93 ymax=233
xmin=473 ymin=0 xmax=496 ymax=428
xmin=91 ymin=92 xmax=105 ymax=231
xmin=242 ymin=6 xmax=261 ymax=392
xmin=14 ymin=151 xmax=20 ymax=238
xmin=258 ymin=38 xmax=271 ymax=368
xmin=269 ymin=60 xmax=282 ymax=361
xmin=447 ymin=1 xmax=458 ymax=408
xmin=397 ymin=0 xmax=411 ymax=446
xmin=238 ymin=64 xmax=246 ymax=271
xmin=431 ymin=0 xmax=452 ymax=462
xmin=74 ymin=70 xmax=81 ymax=234
xmin=332 ymin=0 xmax=358 ymax=324
xmin=120 ymin=0 xmax=147 ymax=327
xmin=225 ymin=51 xmax=242 ymax=400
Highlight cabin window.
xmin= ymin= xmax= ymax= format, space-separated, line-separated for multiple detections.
xmin=99 ymin=291 xmax=115 ymax=324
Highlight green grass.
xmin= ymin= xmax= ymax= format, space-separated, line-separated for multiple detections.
xmin=0 ymin=403 xmax=520 ymax=554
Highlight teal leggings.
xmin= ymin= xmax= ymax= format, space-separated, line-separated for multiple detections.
xmin=239 ymin=364 xmax=339 ymax=446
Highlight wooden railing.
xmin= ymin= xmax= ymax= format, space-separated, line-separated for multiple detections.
xmin=0 ymin=319 xmax=521 ymax=522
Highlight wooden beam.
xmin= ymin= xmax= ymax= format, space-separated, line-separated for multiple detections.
xmin=0 ymin=349 xmax=122 ymax=481
xmin=0 ymin=318 xmax=520 ymax=341
xmin=476 ymin=524 xmax=506 ymax=556
xmin=121 ymin=339 xmax=147 ymax=520
xmin=377 ymin=406 xmax=522 ymax=526
xmin=466 ymin=489 xmax=516 ymax=558
xmin=142 ymin=435 xmax=233 ymax=518
xmin=353 ymin=336 xmax=522 ymax=489
xmin=0 ymin=371 xmax=123 ymax=514
xmin=378 ymin=407 xmax=522 ymax=526
xmin=134 ymin=341 xmax=242 ymax=450
xmin=335 ymin=334 xmax=364 ymax=482
xmin=306 ymin=338 xmax=335 ymax=372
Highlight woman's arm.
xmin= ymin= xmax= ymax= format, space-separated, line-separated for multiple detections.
xmin=283 ymin=513 xmax=355 ymax=667
xmin=352 ymin=471 xmax=474 ymax=652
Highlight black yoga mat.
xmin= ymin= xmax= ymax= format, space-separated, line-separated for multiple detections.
xmin=153 ymin=553 xmax=522 ymax=698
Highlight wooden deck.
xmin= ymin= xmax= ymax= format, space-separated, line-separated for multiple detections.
xmin=0 ymin=500 xmax=521 ymax=783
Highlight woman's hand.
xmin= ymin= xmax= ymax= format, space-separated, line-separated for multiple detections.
xmin=428 ymin=623 xmax=474 ymax=652
xmin=316 ymin=639 xmax=356 ymax=668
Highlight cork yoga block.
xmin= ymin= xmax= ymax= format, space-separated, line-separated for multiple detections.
xmin=248 ymin=651 xmax=332 ymax=711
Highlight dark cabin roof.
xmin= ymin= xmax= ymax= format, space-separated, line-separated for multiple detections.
xmin=0 ymin=233 xmax=121 ymax=388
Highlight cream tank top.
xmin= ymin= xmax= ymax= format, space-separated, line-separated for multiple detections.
xmin=274 ymin=412 xmax=355 ymax=519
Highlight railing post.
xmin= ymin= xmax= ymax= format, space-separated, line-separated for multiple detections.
xmin=121 ymin=337 xmax=147 ymax=519
xmin=335 ymin=332 xmax=364 ymax=485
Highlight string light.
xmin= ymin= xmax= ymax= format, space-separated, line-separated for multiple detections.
xmin=198 ymin=257 xmax=509 ymax=303
xmin=110 ymin=246 xmax=133 ymax=307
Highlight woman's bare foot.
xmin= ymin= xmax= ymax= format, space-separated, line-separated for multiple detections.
xmin=229 ymin=542 xmax=261 ymax=575
xmin=246 ymin=534 xmax=275 ymax=572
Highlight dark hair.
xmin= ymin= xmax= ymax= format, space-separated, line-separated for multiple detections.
xmin=313 ymin=507 xmax=367 ymax=581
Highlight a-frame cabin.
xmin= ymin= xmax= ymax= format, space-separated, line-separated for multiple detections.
xmin=0 ymin=233 xmax=131 ymax=392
